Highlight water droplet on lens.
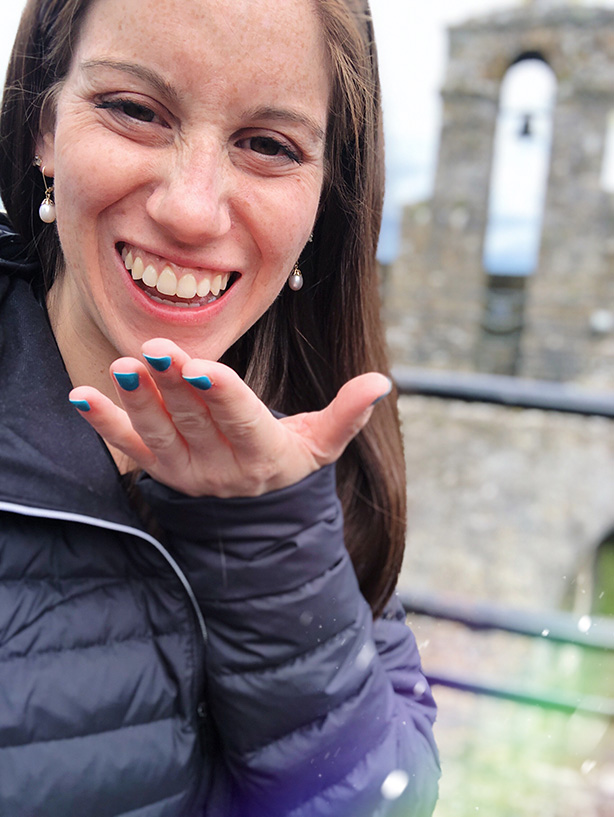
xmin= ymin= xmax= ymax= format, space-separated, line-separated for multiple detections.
xmin=581 ymin=759 xmax=597 ymax=775
xmin=381 ymin=770 xmax=409 ymax=801
xmin=578 ymin=615 xmax=592 ymax=633
xmin=413 ymin=680 xmax=428 ymax=697
xmin=355 ymin=640 xmax=376 ymax=670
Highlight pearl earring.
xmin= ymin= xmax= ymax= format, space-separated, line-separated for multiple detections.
xmin=37 ymin=161 xmax=56 ymax=224
xmin=288 ymin=262 xmax=303 ymax=291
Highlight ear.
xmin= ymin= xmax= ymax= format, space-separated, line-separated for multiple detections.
xmin=35 ymin=130 xmax=55 ymax=177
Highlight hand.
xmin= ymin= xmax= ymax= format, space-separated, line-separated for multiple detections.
xmin=68 ymin=339 xmax=392 ymax=498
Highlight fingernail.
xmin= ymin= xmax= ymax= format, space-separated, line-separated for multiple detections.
xmin=69 ymin=398 xmax=91 ymax=412
xmin=371 ymin=378 xmax=393 ymax=406
xmin=143 ymin=354 xmax=172 ymax=372
xmin=113 ymin=372 xmax=140 ymax=391
xmin=183 ymin=374 xmax=213 ymax=391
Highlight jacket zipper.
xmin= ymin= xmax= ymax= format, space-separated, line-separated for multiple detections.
xmin=1 ymin=499 xmax=213 ymax=810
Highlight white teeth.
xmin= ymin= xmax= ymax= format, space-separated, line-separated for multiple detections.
xmin=210 ymin=274 xmax=222 ymax=297
xmin=157 ymin=266 xmax=177 ymax=296
xmin=177 ymin=273 xmax=197 ymax=299
xmin=131 ymin=256 xmax=144 ymax=281
xmin=122 ymin=245 xmax=234 ymax=305
xmin=142 ymin=264 xmax=158 ymax=288
xmin=197 ymin=278 xmax=211 ymax=297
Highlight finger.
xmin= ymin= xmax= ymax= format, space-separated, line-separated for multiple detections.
xmin=68 ymin=386 xmax=157 ymax=467
xmin=290 ymin=373 xmax=393 ymax=464
xmin=109 ymin=357 xmax=190 ymax=466
xmin=140 ymin=339 xmax=218 ymax=450
xmin=180 ymin=359 xmax=277 ymax=457
xmin=141 ymin=337 xmax=191 ymax=374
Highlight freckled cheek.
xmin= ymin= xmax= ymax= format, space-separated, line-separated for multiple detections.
xmin=258 ymin=186 xmax=321 ymax=265
xmin=54 ymin=159 xmax=90 ymax=210
xmin=54 ymin=174 xmax=105 ymax=247
xmin=53 ymin=128 xmax=141 ymax=217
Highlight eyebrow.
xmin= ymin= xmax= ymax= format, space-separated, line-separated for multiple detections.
xmin=243 ymin=106 xmax=326 ymax=144
xmin=81 ymin=59 xmax=181 ymax=107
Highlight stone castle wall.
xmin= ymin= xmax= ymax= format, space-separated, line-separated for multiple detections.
xmin=385 ymin=10 xmax=614 ymax=810
xmin=385 ymin=4 xmax=614 ymax=387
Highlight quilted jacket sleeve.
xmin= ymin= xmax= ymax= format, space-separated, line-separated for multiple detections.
xmin=138 ymin=465 xmax=440 ymax=817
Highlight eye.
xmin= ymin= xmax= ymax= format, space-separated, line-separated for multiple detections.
xmin=95 ymin=98 xmax=167 ymax=126
xmin=242 ymin=135 xmax=301 ymax=164
xmin=250 ymin=136 xmax=283 ymax=156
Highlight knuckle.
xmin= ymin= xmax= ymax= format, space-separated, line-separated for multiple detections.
xmin=172 ymin=410 xmax=210 ymax=436
xmin=141 ymin=427 xmax=177 ymax=451
xmin=229 ymin=415 xmax=260 ymax=442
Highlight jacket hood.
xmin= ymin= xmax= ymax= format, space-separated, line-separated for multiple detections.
xmin=0 ymin=235 xmax=140 ymax=527
xmin=0 ymin=214 xmax=41 ymax=281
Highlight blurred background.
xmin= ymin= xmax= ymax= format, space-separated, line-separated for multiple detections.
xmin=370 ymin=2 xmax=614 ymax=815
xmin=1 ymin=1 xmax=613 ymax=815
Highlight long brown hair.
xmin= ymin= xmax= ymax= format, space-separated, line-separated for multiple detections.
xmin=0 ymin=0 xmax=406 ymax=617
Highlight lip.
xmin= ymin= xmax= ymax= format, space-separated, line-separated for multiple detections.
xmin=115 ymin=242 xmax=240 ymax=323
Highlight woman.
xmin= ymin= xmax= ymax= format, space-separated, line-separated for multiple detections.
xmin=0 ymin=0 xmax=440 ymax=815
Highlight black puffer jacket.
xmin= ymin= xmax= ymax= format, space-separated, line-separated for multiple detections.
xmin=0 ymin=231 xmax=439 ymax=816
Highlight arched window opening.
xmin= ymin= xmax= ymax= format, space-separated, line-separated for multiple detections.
xmin=483 ymin=56 xmax=556 ymax=277
xmin=477 ymin=56 xmax=557 ymax=375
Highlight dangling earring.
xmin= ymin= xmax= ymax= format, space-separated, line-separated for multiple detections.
xmin=288 ymin=262 xmax=303 ymax=291
xmin=37 ymin=161 xmax=56 ymax=224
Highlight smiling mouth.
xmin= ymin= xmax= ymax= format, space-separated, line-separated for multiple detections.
xmin=118 ymin=243 xmax=238 ymax=308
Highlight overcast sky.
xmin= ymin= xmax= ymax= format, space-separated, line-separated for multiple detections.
xmin=370 ymin=0 xmax=523 ymax=203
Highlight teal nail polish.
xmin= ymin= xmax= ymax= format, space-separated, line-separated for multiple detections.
xmin=371 ymin=378 xmax=393 ymax=406
xmin=143 ymin=354 xmax=172 ymax=372
xmin=69 ymin=399 xmax=91 ymax=412
xmin=113 ymin=372 xmax=140 ymax=391
xmin=183 ymin=374 xmax=213 ymax=391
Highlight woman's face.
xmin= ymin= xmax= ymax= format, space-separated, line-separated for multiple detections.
xmin=40 ymin=0 xmax=330 ymax=364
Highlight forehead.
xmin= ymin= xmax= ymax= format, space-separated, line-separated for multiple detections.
xmin=73 ymin=0 xmax=330 ymax=114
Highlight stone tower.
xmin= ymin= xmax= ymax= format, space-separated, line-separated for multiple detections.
xmin=388 ymin=1 xmax=614 ymax=384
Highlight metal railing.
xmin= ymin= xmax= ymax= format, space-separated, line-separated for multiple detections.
xmin=393 ymin=366 xmax=614 ymax=718
xmin=392 ymin=365 xmax=614 ymax=417
xmin=399 ymin=589 xmax=614 ymax=718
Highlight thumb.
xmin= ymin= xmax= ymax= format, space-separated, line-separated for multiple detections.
xmin=309 ymin=373 xmax=393 ymax=463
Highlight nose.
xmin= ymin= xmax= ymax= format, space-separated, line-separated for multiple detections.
xmin=145 ymin=144 xmax=232 ymax=245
